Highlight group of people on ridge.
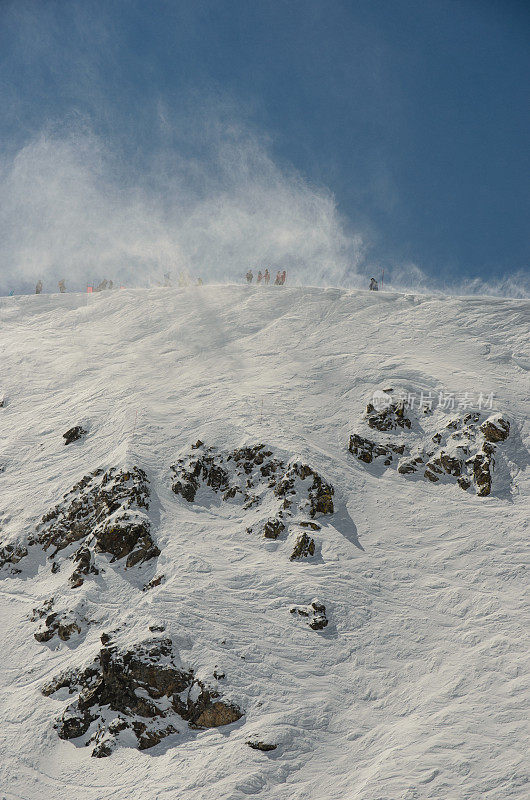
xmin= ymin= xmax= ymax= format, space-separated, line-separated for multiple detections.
xmin=35 ymin=278 xmax=114 ymax=294
xmin=29 ymin=272 xmax=380 ymax=296
xmin=245 ymin=269 xmax=287 ymax=285
xmin=35 ymin=279 xmax=67 ymax=294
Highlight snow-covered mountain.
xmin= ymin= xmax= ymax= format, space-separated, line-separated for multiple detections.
xmin=0 ymin=284 xmax=528 ymax=800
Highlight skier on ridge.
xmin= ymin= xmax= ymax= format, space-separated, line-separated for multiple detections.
xmin=58 ymin=279 xmax=66 ymax=293
xmin=35 ymin=280 xmax=43 ymax=294
xmin=246 ymin=270 xmax=253 ymax=284
xmin=257 ymin=270 xmax=263 ymax=285
xmin=263 ymin=269 xmax=270 ymax=285
xmin=369 ymin=277 xmax=378 ymax=291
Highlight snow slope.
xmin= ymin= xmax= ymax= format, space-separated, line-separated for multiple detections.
xmin=0 ymin=284 xmax=528 ymax=800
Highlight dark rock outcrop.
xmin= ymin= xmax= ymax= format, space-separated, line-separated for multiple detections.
xmin=470 ymin=452 xmax=494 ymax=497
xmin=480 ymin=415 xmax=510 ymax=443
xmin=34 ymin=610 xmax=83 ymax=643
xmin=69 ymin=546 xmax=98 ymax=588
xmin=247 ymin=740 xmax=277 ymax=752
xmin=28 ymin=467 xmax=159 ymax=585
xmin=349 ymin=395 xmax=511 ymax=497
xmin=349 ymin=434 xmax=405 ymax=466
xmin=290 ymin=532 xmax=315 ymax=560
xmin=63 ymin=426 xmax=88 ymax=445
xmin=172 ymin=443 xmax=334 ymax=556
xmin=44 ymin=638 xmax=243 ymax=757
xmin=262 ymin=518 xmax=286 ymax=539
xmin=0 ymin=542 xmax=28 ymax=572
xmin=365 ymin=400 xmax=412 ymax=431
xmin=299 ymin=521 xmax=321 ymax=531
xmin=397 ymin=456 xmax=424 ymax=474
xmin=142 ymin=573 xmax=165 ymax=592
xmin=290 ymin=600 xmax=328 ymax=630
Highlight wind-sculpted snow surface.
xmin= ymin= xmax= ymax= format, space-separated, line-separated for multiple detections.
xmin=0 ymin=285 xmax=528 ymax=800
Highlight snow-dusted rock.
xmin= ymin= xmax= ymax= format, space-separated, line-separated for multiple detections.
xmin=349 ymin=391 xmax=512 ymax=496
xmin=62 ymin=425 xmax=88 ymax=445
xmin=32 ymin=466 xmax=160 ymax=583
xmin=289 ymin=531 xmax=316 ymax=560
xmin=171 ymin=442 xmax=334 ymax=549
xmin=480 ymin=414 xmax=510 ymax=443
xmin=290 ymin=600 xmax=328 ymax=630
xmin=44 ymin=638 xmax=243 ymax=757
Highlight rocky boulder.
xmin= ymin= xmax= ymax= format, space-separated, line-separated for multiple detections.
xmin=44 ymin=638 xmax=243 ymax=757
xmin=290 ymin=532 xmax=316 ymax=560
xmin=34 ymin=610 xmax=83 ymax=643
xmin=349 ymin=395 xmax=512 ymax=497
xmin=480 ymin=414 xmax=510 ymax=443
xmin=247 ymin=740 xmax=277 ymax=752
xmin=0 ymin=542 xmax=28 ymax=573
xmin=349 ymin=433 xmax=406 ymax=466
xmin=28 ymin=466 xmax=159 ymax=585
xmin=63 ymin=426 xmax=87 ymax=445
xmin=365 ymin=398 xmax=412 ymax=431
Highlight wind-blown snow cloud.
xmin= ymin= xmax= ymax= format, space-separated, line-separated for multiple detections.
xmin=0 ymin=112 xmax=526 ymax=298
xmin=385 ymin=261 xmax=530 ymax=299
xmin=0 ymin=116 xmax=364 ymax=294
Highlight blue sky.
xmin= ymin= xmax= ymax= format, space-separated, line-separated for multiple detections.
xmin=0 ymin=0 xmax=528 ymax=292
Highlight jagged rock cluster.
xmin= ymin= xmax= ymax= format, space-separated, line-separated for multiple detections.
xmin=29 ymin=466 xmax=160 ymax=585
xmin=1 ymin=445 xmax=337 ymax=758
xmin=171 ymin=442 xmax=334 ymax=556
xmin=42 ymin=637 xmax=243 ymax=757
xmin=290 ymin=600 xmax=328 ymax=630
xmin=290 ymin=531 xmax=316 ymax=560
xmin=31 ymin=597 xmax=89 ymax=643
xmin=0 ymin=542 xmax=28 ymax=573
xmin=365 ymin=398 xmax=413 ymax=431
xmin=349 ymin=392 xmax=510 ymax=497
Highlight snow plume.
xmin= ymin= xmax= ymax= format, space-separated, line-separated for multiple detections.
xmin=0 ymin=118 xmax=363 ymax=294
xmin=383 ymin=261 xmax=530 ymax=300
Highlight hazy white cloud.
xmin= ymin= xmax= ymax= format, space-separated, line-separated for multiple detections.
xmin=0 ymin=117 xmax=364 ymax=293
xmin=0 ymin=112 xmax=526 ymax=298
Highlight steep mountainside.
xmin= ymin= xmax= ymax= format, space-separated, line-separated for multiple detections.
xmin=0 ymin=285 xmax=528 ymax=800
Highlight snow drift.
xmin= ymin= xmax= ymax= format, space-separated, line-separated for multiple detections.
xmin=0 ymin=284 xmax=528 ymax=799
